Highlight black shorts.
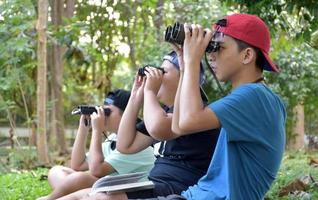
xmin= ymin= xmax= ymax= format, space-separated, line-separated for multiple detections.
xmin=126 ymin=182 xmax=177 ymax=199
xmin=127 ymin=194 xmax=186 ymax=200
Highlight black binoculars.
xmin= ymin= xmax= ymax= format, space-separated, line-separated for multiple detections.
xmin=71 ymin=105 xmax=111 ymax=116
xmin=164 ymin=22 xmax=221 ymax=53
xmin=137 ymin=65 xmax=166 ymax=77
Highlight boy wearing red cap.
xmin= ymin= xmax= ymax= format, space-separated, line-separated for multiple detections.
xmin=171 ymin=13 xmax=286 ymax=200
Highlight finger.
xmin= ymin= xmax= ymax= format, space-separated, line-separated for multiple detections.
xmin=134 ymin=72 xmax=142 ymax=85
xmin=99 ymin=106 xmax=105 ymax=116
xmin=197 ymin=24 xmax=204 ymax=39
xmin=141 ymin=76 xmax=146 ymax=87
xmin=91 ymin=112 xmax=97 ymax=119
xmin=144 ymin=70 xmax=151 ymax=79
xmin=145 ymin=67 xmax=156 ymax=77
xmin=95 ymin=106 xmax=102 ymax=116
xmin=151 ymin=67 xmax=161 ymax=77
xmin=184 ymin=23 xmax=191 ymax=40
xmin=191 ymin=24 xmax=198 ymax=38
xmin=204 ymin=28 xmax=213 ymax=42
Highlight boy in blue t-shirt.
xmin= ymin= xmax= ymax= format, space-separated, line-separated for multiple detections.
xmin=169 ymin=13 xmax=286 ymax=200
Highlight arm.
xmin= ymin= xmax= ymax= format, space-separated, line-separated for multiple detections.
xmin=88 ymin=107 xmax=115 ymax=178
xmin=171 ymin=70 xmax=184 ymax=134
xmin=70 ymin=115 xmax=89 ymax=171
xmin=143 ymin=67 xmax=179 ymax=140
xmin=143 ymin=90 xmax=178 ymax=140
xmin=116 ymin=74 xmax=154 ymax=154
xmin=170 ymin=44 xmax=186 ymax=134
xmin=178 ymin=24 xmax=221 ymax=134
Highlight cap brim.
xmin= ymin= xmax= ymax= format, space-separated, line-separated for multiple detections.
xmin=261 ymin=50 xmax=279 ymax=73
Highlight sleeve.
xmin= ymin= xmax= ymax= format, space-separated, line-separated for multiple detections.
xmin=208 ymin=85 xmax=264 ymax=142
xmin=104 ymin=149 xmax=154 ymax=175
xmin=136 ymin=120 xmax=159 ymax=146
xmin=136 ymin=121 xmax=150 ymax=136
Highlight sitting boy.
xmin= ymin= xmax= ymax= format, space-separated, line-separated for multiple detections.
xmin=38 ymin=89 xmax=155 ymax=200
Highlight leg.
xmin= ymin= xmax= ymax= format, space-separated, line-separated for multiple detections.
xmin=48 ymin=165 xmax=76 ymax=189
xmin=44 ymin=171 xmax=98 ymax=200
xmin=56 ymin=188 xmax=92 ymax=200
xmin=81 ymin=192 xmax=128 ymax=200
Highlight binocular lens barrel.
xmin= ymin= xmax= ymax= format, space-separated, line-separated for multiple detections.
xmin=71 ymin=106 xmax=111 ymax=116
xmin=164 ymin=22 xmax=220 ymax=53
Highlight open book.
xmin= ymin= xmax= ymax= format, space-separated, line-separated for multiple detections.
xmin=89 ymin=171 xmax=154 ymax=195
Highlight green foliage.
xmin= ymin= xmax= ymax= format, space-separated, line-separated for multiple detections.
xmin=0 ymin=0 xmax=37 ymax=125
xmin=221 ymin=0 xmax=318 ymax=41
xmin=1 ymin=0 xmax=318 ymax=146
xmin=265 ymin=44 xmax=318 ymax=137
xmin=0 ymin=168 xmax=51 ymax=200
xmin=266 ymin=151 xmax=318 ymax=199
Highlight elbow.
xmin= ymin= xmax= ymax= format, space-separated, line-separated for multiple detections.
xmin=89 ymin=163 xmax=105 ymax=178
xmin=179 ymin=114 xmax=196 ymax=133
xmin=171 ymin=124 xmax=184 ymax=136
xmin=116 ymin=143 xmax=132 ymax=154
xmin=70 ymin=162 xmax=84 ymax=171
xmin=146 ymin=123 xmax=167 ymax=141
xmin=116 ymin=141 xmax=139 ymax=154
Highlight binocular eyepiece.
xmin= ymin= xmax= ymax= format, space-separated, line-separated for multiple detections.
xmin=137 ymin=65 xmax=166 ymax=77
xmin=71 ymin=105 xmax=111 ymax=116
xmin=164 ymin=22 xmax=221 ymax=53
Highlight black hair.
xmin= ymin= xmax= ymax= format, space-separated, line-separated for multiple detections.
xmin=233 ymin=38 xmax=265 ymax=72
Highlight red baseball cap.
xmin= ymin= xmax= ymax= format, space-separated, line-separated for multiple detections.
xmin=213 ymin=13 xmax=279 ymax=73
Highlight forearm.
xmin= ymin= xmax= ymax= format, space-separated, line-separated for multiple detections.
xmin=172 ymin=71 xmax=183 ymax=134
xmin=88 ymin=130 xmax=104 ymax=170
xmin=116 ymin=95 xmax=142 ymax=151
xmin=70 ymin=127 xmax=89 ymax=170
xmin=179 ymin=61 xmax=204 ymax=131
xmin=144 ymin=91 xmax=178 ymax=140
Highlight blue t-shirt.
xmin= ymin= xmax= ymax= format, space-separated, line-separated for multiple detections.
xmin=182 ymin=83 xmax=286 ymax=200
xmin=136 ymin=106 xmax=220 ymax=195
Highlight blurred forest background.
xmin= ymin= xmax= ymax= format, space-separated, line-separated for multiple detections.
xmin=0 ymin=0 xmax=318 ymax=199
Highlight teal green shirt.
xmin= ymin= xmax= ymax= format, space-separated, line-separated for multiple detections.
xmin=88 ymin=133 xmax=155 ymax=176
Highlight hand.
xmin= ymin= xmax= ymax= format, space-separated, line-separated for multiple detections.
xmin=144 ymin=67 xmax=163 ymax=95
xmin=91 ymin=106 xmax=106 ymax=134
xmin=78 ymin=115 xmax=91 ymax=134
xmin=183 ymin=23 xmax=213 ymax=66
xmin=170 ymin=43 xmax=185 ymax=72
xmin=130 ymin=72 xmax=146 ymax=105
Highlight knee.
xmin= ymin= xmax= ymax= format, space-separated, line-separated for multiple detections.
xmin=48 ymin=166 xmax=64 ymax=179
xmin=48 ymin=165 xmax=74 ymax=182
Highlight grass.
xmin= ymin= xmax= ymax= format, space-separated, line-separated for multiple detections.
xmin=265 ymin=151 xmax=318 ymax=200
xmin=0 ymin=168 xmax=51 ymax=200
xmin=0 ymin=150 xmax=317 ymax=199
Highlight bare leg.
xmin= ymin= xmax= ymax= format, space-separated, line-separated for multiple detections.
xmin=48 ymin=165 xmax=76 ymax=189
xmin=44 ymin=171 xmax=98 ymax=200
xmin=56 ymin=188 xmax=92 ymax=200
xmin=81 ymin=192 xmax=128 ymax=200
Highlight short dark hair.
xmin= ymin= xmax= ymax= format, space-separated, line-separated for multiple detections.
xmin=233 ymin=38 xmax=265 ymax=71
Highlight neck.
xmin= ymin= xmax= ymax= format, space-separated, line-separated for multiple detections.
xmin=230 ymin=66 xmax=263 ymax=89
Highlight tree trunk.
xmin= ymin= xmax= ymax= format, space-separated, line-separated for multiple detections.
xmin=36 ymin=0 xmax=50 ymax=163
xmin=154 ymin=0 xmax=164 ymax=43
xmin=64 ymin=0 xmax=75 ymax=18
xmin=289 ymin=103 xmax=305 ymax=150
xmin=50 ymin=0 xmax=67 ymax=154
xmin=49 ymin=0 xmax=75 ymax=154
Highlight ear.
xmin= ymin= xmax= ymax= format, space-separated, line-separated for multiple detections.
xmin=241 ymin=48 xmax=255 ymax=65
